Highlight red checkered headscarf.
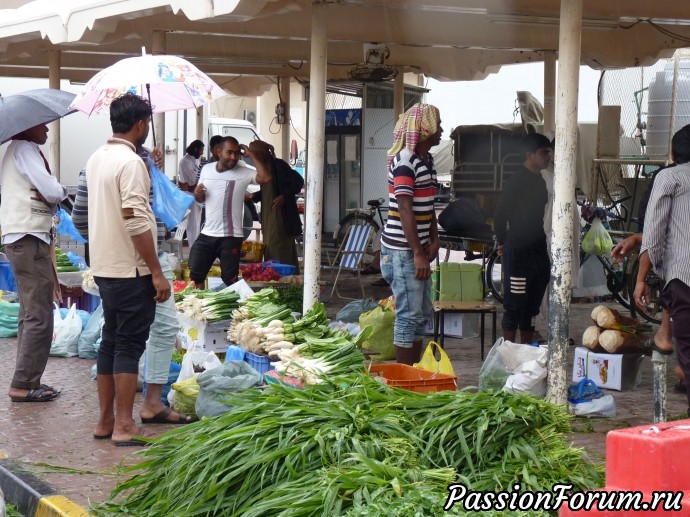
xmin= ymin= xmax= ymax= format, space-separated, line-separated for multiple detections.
xmin=386 ymin=103 xmax=440 ymax=169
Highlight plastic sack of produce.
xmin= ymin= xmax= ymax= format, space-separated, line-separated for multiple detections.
xmin=336 ymin=299 xmax=380 ymax=323
xmin=171 ymin=376 xmax=199 ymax=417
xmin=77 ymin=302 xmax=103 ymax=359
xmin=479 ymin=338 xmax=548 ymax=396
xmin=56 ymin=207 xmax=87 ymax=244
xmin=50 ymin=303 xmax=81 ymax=357
xmin=149 ymin=159 xmax=194 ymax=230
xmin=358 ymin=305 xmax=395 ymax=360
xmin=581 ymin=217 xmax=613 ymax=256
xmin=196 ymin=361 xmax=264 ymax=418
xmin=0 ymin=300 xmax=19 ymax=338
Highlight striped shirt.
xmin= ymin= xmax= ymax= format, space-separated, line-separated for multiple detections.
xmin=381 ymin=149 xmax=437 ymax=250
xmin=641 ymin=162 xmax=690 ymax=287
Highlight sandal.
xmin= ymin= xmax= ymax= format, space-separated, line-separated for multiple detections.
xmin=10 ymin=386 xmax=61 ymax=403
xmin=360 ymin=265 xmax=381 ymax=275
xmin=141 ymin=406 xmax=197 ymax=425
xmin=371 ymin=278 xmax=389 ymax=287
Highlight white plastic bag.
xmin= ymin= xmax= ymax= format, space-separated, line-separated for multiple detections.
xmin=479 ymin=338 xmax=548 ymax=397
xmin=50 ymin=303 xmax=81 ymax=357
xmin=569 ymin=395 xmax=617 ymax=418
xmin=77 ymin=302 xmax=103 ymax=359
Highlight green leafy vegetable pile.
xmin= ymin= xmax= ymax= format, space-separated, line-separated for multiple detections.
xmin=92 ymin=375 xmax=603 ymax=517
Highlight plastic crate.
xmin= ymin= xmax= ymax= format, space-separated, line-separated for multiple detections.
xmin=245 ymin=350 xmax=275 ymax=374
xmin=60 ymin=285 xmax=93 ymax=312
xmin=242 ymin=241 xmax=265 ymax=262
xmin=263 ymin=262 xmax=297 ymax=277
xmin=368 ymin=363 xmax=457 ymax=393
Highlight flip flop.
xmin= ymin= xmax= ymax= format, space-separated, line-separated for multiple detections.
xmin=141 ymin=406 xmax=197 ymax=425
xmin=93 ymin=433 xmax=113 ymax=440
xmin=10 ymin=386 xmax=61 ymax=403
xmin=371 ymin=278 xmax=389 ymax=287
xmin=113 ymin=438 xmax=150 ymax=447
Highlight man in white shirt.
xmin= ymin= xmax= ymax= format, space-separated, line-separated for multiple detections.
xmin=177 ymin=139 xmax=204 ymax=250
xmin=1 ymin=122 xmax=67 ymax=403
xmin=189 ymin=137 xmax=272 ymax=287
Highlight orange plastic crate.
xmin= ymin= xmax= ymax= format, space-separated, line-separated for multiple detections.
xmin=368 ymin=363 xmax=457 ymax=393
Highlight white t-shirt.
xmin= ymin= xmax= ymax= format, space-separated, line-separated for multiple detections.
xmin=199 ymin=161 xmax=257 ymax=238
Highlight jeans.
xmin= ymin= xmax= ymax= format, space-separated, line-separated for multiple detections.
xmin=380 ymin=245 xmax=432 ymax=347
xmin=95 ymin=273 xmax=157 ymax=374
xmin=144 ymin=253 xmax=178 ymax=384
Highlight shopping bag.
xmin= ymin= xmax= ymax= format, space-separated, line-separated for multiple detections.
xmin=149 ymin=159 xmax=195 ymax=230
xmin=56 ymin=207 xmax=87 ymax=244
xmin=50 ymin=303 xmax=81 ymax=357
xmin=414 ymin=341 xmax=455 ymax=376
xmin=581 ymin=217 xmax=613 ymax=256
xmin=169 ymin=343 xmax=222 ymax=409
xmin=358 ymin=305 xmax=395 ymax=360
xmin=77 ymin=301 xmax=103 ymax=359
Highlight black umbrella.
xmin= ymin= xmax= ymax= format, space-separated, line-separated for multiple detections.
xmin=0 ymin=88 xmax=76 ymax=144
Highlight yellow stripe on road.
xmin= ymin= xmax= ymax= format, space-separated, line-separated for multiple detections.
xmin=35 ymin=495 xmax=90 ymax=517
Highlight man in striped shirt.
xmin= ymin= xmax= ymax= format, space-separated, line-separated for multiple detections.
xmin=380 ymin=103 xmax=442 ymax=365
xmin=637 ymin=124 xmax=690 ymax=413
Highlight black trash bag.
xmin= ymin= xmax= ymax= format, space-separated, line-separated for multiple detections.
xmin=438 ymin=197 xmax=493 ymax=239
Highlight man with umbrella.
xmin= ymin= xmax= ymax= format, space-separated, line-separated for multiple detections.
xmin=2 ymin=121 xmax=68 ymax=402
xmin=85 ymin=93 xmax=170 ymax=446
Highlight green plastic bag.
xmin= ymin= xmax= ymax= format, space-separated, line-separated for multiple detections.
xmin=0 ymin=300 xmax=19 ymax=338
xmin=358 ymin=305 xmax=395 ymax=360
xmin=581 ymin=217 xmax=613 ymax=256
xmin=172 ymin=375 xmax=200 ymax=418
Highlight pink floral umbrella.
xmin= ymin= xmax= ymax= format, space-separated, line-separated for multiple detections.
xmin=70 ymin=49 xmax=226 ymax=144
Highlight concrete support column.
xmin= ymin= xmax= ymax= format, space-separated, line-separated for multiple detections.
xmin=280 ymin=77 xmax=291 ymax=161
xmin=151 ymin=30 xmax=166 ymax=153
xmin=393 ymin=70 xmax=404 ymax=122
xmin=546 ymin=0 xmax=582 ymax=405
xmin=47 ymin=50 xmax=62 ymax=181
xmin=543 ymin=50 xmax=557 ymax=138
xmin=302 ymin=1 xmax=328 ymax=313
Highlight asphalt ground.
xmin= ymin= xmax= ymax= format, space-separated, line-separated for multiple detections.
xmin=0 ymin=270 xmax=688 ymax=514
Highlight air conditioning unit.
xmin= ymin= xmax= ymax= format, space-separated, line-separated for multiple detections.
xmin=243 ymin=109 xmax=257 ymax=125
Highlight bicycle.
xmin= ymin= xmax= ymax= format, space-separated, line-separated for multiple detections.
xmin=333 ymin=198 xmax=388 ymax=248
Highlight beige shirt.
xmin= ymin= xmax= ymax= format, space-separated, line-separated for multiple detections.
xmin=85 ymin=138 xmax=157 ymax=278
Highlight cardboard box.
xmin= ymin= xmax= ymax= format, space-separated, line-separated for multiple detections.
xmin=422 ymin=313 xmax=479 ymax=338
xmin=439 ymin=262 xmax=483 ymax=302
xmin=177 ymin=312 xmax=230 ymax=354
xmin=572 ymin=346 xmax=644 ymax=391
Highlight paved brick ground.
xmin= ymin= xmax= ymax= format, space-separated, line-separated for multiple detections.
xmin=0 ymin=271 xmax=687 ymax=510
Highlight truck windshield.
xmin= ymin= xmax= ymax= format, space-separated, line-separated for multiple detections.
xmin=220 ymin=126 xmax=258 ymax=146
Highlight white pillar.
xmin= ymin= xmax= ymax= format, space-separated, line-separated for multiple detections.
xmin=280 ymin=77 xmax=291 ymax=161
xmin=393 ymin=69 xmax=404 ymax=122
xmin=543 ymin=50 xmax=557 ymax=138
xmin=302 ymin=1 xmax=328 ymax=313
xmin=546 ymin=0 xmax=582 ymax=404
xmin=151 ymin=30 xmax=166 ymax=153
xmin=47 ymin=50 xmax=61 ymax=181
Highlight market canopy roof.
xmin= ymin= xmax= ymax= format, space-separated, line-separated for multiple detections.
xmin=0 ymin=0 xmax=690 ymax=93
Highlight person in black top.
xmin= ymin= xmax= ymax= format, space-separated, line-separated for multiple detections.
xmin=494 ymin=133 xmax=553 ymax=344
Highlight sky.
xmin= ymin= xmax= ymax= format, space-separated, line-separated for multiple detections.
xmin=426 ymin=62 xmax=602 ymax=131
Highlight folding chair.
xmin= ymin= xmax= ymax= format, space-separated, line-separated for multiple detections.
xmin=323 ymin=223 xmax=374 ymax=301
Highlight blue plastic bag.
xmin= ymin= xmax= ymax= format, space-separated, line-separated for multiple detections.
xmin=567 ymin=378 xmax=604 ymax=404
xmin=149 ymin=159 xmax=194 ymax=230
xmin=56 ymin=207 xmax=87 ymax=244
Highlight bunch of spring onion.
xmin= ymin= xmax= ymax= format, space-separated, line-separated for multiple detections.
xmin=175 ymin=287 xmax=241 ymax=322
xmin=173 ymin=282 xmax=195 ymax=303
xmin=227 ymin=302 xmax=295 ymax=353
xmin=273 ymin=326 xmax=371 ymax=384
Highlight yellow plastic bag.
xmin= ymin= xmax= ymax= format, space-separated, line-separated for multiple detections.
xmin=414 ymin=341 xmax=456 ymax=377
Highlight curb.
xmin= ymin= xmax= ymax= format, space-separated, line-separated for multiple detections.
xmin=0 ymin=455 xmax=89 ymax=516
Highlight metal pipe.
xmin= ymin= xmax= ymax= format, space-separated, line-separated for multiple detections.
xmin=280 ymin=77 xmax=291 ymax=161
xmin=302 ymin=1 xmax=328 ymax=313
xmin=668 ymin=53 xmax=680 ymax=163
xmin=543 ymin=50 xmax=557 ymax=138
xmin=546 ymin=0 xmax=582 ymax=405
xmin=151 ymin=30 xmax=166 ymax=155
xmin=652 ymin=351 xmax=668 ymax=423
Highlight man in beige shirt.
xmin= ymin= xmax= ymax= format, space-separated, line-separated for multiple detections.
xmin=85 ymin=93 xmax=170 ymax=446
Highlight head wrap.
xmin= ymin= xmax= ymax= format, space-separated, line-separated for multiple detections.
xmin=386 ymin=103 xmax=440 ymax=168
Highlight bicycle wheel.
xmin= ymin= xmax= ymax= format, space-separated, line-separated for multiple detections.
xmin=603 ymin=256 xmax=631 ymax=310
xmin=484 ymin=250 xmax=503 ymax=303
xmin=627 ymin=256 xmax=662 ymax=324
xmin=334 ymin=213 xmax=379 ymax=249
